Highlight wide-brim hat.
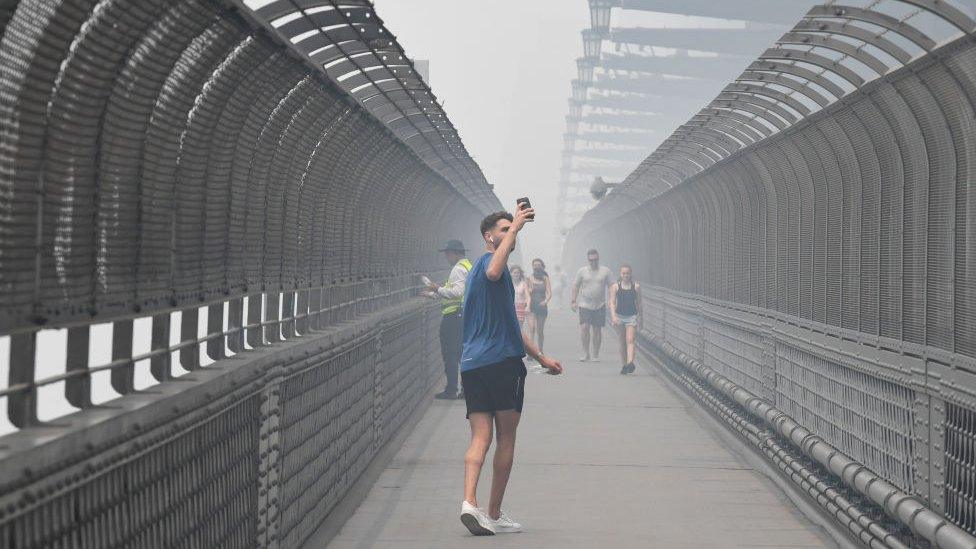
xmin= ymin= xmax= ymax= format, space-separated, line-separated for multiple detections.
xmin=439 ymin=239 xmax=466 ymax=253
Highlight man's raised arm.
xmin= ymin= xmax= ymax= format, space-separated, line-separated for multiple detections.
xmin=486 ymin=205 xmax=533 ymax=281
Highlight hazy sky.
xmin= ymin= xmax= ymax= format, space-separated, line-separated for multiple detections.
xmin=373 ymin=1 xmax=590 ymax=268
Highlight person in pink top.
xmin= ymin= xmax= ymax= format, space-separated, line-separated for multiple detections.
xmin=510 ymin=265 xmax=530 ymax=330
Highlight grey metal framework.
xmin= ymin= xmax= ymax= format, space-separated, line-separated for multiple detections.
xmin=566 ymin=1 xmax=976 ymax=547
xmin=0 ymin=0 xmax=497 ymax=546
xmin=555 ymin=0 xmax=813 ymax=249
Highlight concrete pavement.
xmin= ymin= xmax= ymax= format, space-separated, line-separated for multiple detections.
xmin=325 ymin=309 xmax=836 ymax=548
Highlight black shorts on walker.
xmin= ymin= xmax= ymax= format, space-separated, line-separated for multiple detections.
xmin=578 ymin=306 xmax=606 ymax=327
xmin=461 ymin=357 xmax=527 ymax=419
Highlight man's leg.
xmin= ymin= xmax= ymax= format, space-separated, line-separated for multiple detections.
xmin=579 ymin=320 xmax=591 ymax=359
xmin=487 ymin=410 xmax=521 ymax=520
xmin=439 ymin=316 xmax=454 ymax=393
xmin=464 ymin=413 xmax=494 ymax=506
xmin=592 ymin=326 xmax=603 ymax=359
xmin=444 ymin=313 xmax=462 ymax=394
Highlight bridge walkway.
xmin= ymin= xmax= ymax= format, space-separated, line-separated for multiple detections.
xmin=318 ymin=309 xmax=837 ymax=549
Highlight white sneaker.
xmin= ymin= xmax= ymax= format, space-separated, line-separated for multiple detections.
xmin=492 ymin=510 xmax=523 ymax=533
xmin=460 ymin=501 xmax=495 ymax=536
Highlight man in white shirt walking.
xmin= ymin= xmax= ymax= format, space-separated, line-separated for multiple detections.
xmin=571 ymin=248 xmax=613 ymax=361
xmin=424 ymin=240 xmax=473 ymax=399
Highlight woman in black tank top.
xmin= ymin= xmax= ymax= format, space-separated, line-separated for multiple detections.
xmin=609 ymin=264 xmax=642 ymax=374
xmin=526 ymin=258 xmax=552 ymax=358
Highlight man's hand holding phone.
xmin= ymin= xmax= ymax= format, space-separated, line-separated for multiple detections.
xmin=513 ymin=197 xmax=535 ymax=231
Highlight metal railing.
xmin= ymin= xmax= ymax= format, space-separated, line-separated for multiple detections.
xmin=636 ymin=287 xmax=976 ymax=547
xmin=0 ymin=0 xmax=493 ymax=546
xmin=564 ymin=1 xmax=976 ymax=545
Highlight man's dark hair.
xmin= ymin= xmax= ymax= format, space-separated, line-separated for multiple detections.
xmin=587 ymin=248 xmax=599 ymax=256
xmin=480 ymin=211 xmax=513 ymax=235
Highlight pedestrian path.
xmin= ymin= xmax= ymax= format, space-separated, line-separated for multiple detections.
xmin=324 ymin=309 xmax=836 ymax=548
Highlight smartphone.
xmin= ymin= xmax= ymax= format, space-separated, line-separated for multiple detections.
xmin=421 ymin=275 xmax=433 ymax=286
xmin=516 ymin=197 xmax=534 ymax=220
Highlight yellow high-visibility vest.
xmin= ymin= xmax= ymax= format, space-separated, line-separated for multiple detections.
xmin=442 ymin=258 xmax=473 ymax=315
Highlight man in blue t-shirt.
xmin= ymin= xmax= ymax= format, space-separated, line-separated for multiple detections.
xmin=457 ymin=206 xmax=564 ymax=536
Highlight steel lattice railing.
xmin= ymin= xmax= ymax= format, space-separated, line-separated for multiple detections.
xmin=0 ymin=0 xmax=496 ymax=546
xmin=566 ymin=1 xmax=976 ymax=546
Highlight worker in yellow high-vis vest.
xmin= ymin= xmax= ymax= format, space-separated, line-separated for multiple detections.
xmin=423 ymin=240 xmax=473 ymax=399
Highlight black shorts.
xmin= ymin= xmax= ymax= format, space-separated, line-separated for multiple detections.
xmin=461 ymin=357 xmax=527 ymax=419
xmin=579 ymin=306 xmax=606 ymax=327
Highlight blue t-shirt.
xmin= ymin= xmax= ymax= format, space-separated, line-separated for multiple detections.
xmin=460 ymin=253 xmax=525 ymax=371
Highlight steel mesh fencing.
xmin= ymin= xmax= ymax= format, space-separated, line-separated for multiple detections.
xmin=564 ymin=6 xmax=976 ymax=541
xmin=0 ymin=395 xmax=262 ymax=549
xmin=0 ymin=0 xmax=494 ymax=546
xmin=946 ymin=402 xmax=976 ymax=535
xmin=643 ymin=292 xmax=921 ymax=509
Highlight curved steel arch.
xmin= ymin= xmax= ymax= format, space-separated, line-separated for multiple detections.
xmin=700 ymin=107 xmax=775 ymax=138
xmin=673 ymin=140 xmax=727 ymax=164
xmin=737 ymin=69 xmax=832 ymax=107
xmin=562 ymin=0 xmax=976 ymax=243
xmin=776 ymin=32 xmax=891 ymax=75
xmin=759 ymin=48 xmax=865 ymax=88
xmin=792 ymin=19 xmax=912 ymax=65
xmin=684 ymin=125 xmax=746 ymax=153
xmin=661 ymin=141 xmax=722 ymax=166
xmin=898 ymin=0 xmax=976 ymax=33
xmin=635 ymin=153 xmax=703 ymax=181
xmin=0 ymin=2 xmax=506 ymax=548
xmin=804 ymin=5 xmax=936 ymax=52
xmin=626 ymin=163 xmax=686 ymax=190
xmin=689 ymin=114 xmax=762 ymax=145
xmin=695 ymin=108 xmax=773 ymax=142
xmin=746 ymin=59 xmax=847 ymax=99
xmin=242 ymin=0 xmax=498 ymax=212
xmin=673 ymin=126 xmax=741 ymax=156
xmin=709 ymin=97 xmax=791 ymax=131
xmin=723 ymin=83 xmax=812 ymax=117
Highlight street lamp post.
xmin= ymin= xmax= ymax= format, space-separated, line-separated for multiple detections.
xmin=576 ymin=57 xmax=595 ymax=85
xmin=582 ymin=28 xmax=604 ymax=61
xmin=588 ymin=0 xmax=615 ymax=34
xmin=568 ymin=98 xmax=583 ymax=120
xmin=572 ymin=79 xmax=587 ymax=102
xmin=566 ymin=112 xmax=580 ymax=132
